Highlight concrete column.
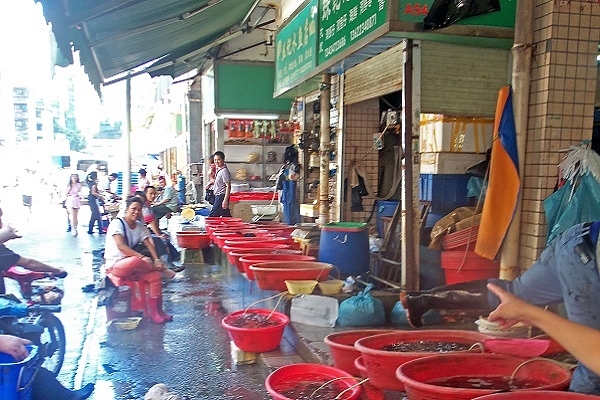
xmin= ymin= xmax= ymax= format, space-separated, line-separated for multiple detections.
xmin=519 ymin=0 xmax=600 ymax=268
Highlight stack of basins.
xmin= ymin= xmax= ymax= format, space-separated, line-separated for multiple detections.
xmin=207 ymin=219 xmax=334 ymax=290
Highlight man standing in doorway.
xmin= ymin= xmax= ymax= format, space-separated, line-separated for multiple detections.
xmin=209 ymin=151 xmax=232 ymax=217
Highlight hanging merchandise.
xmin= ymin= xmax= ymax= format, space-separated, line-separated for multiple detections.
xmin=543 ymin=142 xmax=600 ymax=242
xmin=309 ymin=153 xmax=320 ymax=169
xmin=247 ymin=152 xmax=260 ymax=163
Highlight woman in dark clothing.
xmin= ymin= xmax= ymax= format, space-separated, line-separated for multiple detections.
xmin=86 ymin=172 xmax=104 ymax=235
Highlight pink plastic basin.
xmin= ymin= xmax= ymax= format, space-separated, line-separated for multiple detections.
xmin=239 ymin=254 xmax=316 ymax=280
xmin=249 ymin=261 xmax=333 ymax=291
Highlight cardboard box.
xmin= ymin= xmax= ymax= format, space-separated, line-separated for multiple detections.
xmin=420 ymin=152 xmax=486 ymax=175
xmin=420 ymin=114 xmax=493 ymax=154
xmin=300 ymin=203 xmax=319 ymax=218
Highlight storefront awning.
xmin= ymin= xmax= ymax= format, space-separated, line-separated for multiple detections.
xmin=36 ymin=0 xmax=262 ymax=91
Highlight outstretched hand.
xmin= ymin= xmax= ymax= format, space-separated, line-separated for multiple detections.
xmin=487 ymin=283 xmax=533 ymax=329
xmin=0 ymin=226 xmax=22 ymax=243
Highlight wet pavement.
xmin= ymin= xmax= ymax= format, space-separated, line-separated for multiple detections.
xmin=0 ymin=188 xmax=478 ymax=400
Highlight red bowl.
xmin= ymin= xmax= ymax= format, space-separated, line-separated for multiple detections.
xmin=227 ymin=248 xmax=303 ymax=273
xmin=239 ymin=254 xmax=316 ymax=280
xmin=249 ymin=261 xmax=333 ymax=291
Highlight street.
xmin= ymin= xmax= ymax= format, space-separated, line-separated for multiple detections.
xmin=0 ymin=187 xmax=285 ymax=399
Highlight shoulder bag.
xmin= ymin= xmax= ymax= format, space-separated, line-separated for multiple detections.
xmin=119 ymin=218 xmax=153 ymax=259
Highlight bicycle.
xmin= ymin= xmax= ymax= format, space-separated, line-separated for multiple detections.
xmin=0 ymin=266 xmax=66 ymax=376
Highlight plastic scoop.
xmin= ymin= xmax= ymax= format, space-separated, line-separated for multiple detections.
xmin=483 ymin=338 xmax=551 ymax=358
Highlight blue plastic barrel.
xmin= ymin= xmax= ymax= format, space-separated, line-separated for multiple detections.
xmin=318 ymin=222 xmax=369 ymax=277
xmin=0 ymin=345 xmax=38 ymax=400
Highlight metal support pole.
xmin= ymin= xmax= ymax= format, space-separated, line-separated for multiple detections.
xmin=401 ymin=39 xmax=418 ymax=290
xmin=124 ymin=73 xmax=132 ymax=195
xmin=501 ymin=0 xmax=534 ymax=279
xmin=318 ymin=74 xmax=331 ymax=225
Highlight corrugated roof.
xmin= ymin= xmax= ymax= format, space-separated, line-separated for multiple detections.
xmin=36 ymin=0 xmax=260 ymax=90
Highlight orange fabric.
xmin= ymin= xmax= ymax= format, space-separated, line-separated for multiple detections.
xmin=475 ymin=87 xmax=520 ymax=260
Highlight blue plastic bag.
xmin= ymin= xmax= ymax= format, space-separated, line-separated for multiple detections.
xmin=543 ymin=173 xmax=600 ymax=242
xmin=337 ymin=284 xmax=385 ymax=327
xmin=390 ymin=301 xmax=442 ymax=326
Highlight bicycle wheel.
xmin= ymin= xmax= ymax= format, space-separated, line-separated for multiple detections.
xmin=36 ymin=313 xmax=66 ymax=376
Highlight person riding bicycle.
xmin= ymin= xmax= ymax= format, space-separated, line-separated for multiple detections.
xmin=0 ymin=334 xmax=94 ymax=399
xmin=0 ymin=207 xmax=67 ymax=293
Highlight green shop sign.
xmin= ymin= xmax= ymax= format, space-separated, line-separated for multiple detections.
xmin=318 ymin=0 xmax=388 ymax=64
xmin=275 ymin=0 xmax=319 ymax=94
xmin=397 ymin=0 xmax=516 ymax=28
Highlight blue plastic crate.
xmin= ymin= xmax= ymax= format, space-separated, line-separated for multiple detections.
xmin=420 ymin=174 xmax=470 ymax=214
xmin=0 ymin=345 xmax=38 ymax=400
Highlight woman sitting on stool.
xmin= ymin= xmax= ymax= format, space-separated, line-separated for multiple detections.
xmin=104 ymin=197 xmax=175 ymax=324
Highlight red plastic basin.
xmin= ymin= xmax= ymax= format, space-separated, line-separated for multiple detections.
xmin=249 ymin=261 xmax=333 ymax=291
xmin=222 ymin=242 xmax=294 ymax=256
xmin=473 ymin=391 xmax=598 ymax=400
xmin=175 ymin=231 xmax=211 ymax=249
xmin=221 ymin=309 xmax=289 ymax=353
xmin=266 ymin=363 xmax=361 ymax=400
xmin=213 ymin=231 xmax=273 ymax=248
xmin=239 ymin=254 xmax=316 ymax=280
xmin=206 ymin=223 xmax=247 ymax=238
xmin=224 ymin=237 xmax=293 ymax=248
xmin=226 ymin=248 xmax=302 ymax=272
xmin=354 ymin=330 xmax=490 ymax=391
xmin=248 ymin=223 xmax=296 ymax=238
xmin=323 ymin=329 xmax=390 ymax=376
xmin=396 ymin=353 xmax=572 ymax=400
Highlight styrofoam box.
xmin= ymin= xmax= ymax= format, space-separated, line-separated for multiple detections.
xmin=420 ymin=152 xmax=486 ymax=175
xmin=420 ymin=114 xmax=493 ymax=154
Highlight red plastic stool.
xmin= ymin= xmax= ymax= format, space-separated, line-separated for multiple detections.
xmin=107 ymin=274 xmax=149 ymax=315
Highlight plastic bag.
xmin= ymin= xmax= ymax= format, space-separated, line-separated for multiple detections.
xmin=390 ymin=301 xmax=442 ymax=326
xmin=337 ymin=284 xmax=385 ymax=327
xmin=543 ymin=173 xmax=600 ymax=242
xmin=424 ymin=0 xmax=501 ymax=30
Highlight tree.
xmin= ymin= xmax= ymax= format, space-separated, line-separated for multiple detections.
xmin=53 ymin=119 xmax=86 ymax=151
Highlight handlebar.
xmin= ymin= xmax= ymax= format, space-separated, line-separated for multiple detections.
xmin=28 ymin=304 xmax=62 ymax=313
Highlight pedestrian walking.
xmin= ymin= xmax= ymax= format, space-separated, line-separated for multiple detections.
xmin=64 ymin=173 xmax=82 ymax=236
xmin=208 ymin=151 xmax=232 ymax=217
xmin=86 ymin=172 xmax=103 ymax=235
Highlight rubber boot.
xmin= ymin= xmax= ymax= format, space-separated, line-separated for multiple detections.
xmin=400 ymin=280 xmax=491 ymax=328
xmin=158 ymin=295 xmax=173 ymax=322
xmin=147 ymin=297 xmax=167 ymax=324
